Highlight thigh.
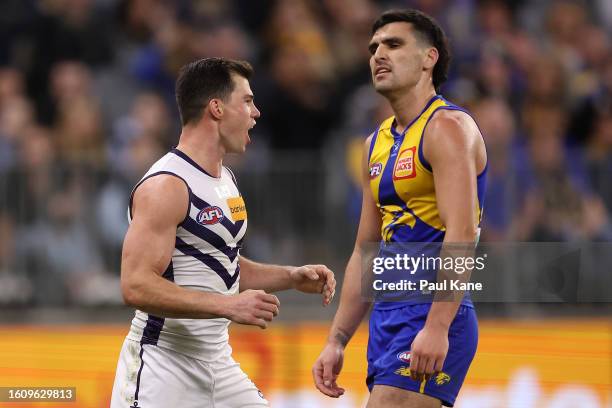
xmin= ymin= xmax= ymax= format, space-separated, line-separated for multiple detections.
xmin=211 ymin=355 xmax=269 ymax=407
xmin=110 ymin=339 xmax=213 ymax=408
xmin=367 ymin=385 xmax=441 ymax=408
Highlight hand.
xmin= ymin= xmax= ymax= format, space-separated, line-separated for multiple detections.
xmin=312 ymin=341 xmax=345 ymax=398
xmin=225 ymin=289 xmax=280 ymax=329
xmin=290 ymin=264 xmax=336 ymax=306
xmin=409 ymin=324 xmax=449 ymax=382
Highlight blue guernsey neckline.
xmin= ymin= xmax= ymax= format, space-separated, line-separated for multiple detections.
xmin=390 ymin=94 xmax=441 ymax=138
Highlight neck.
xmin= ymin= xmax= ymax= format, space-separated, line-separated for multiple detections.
xmin=387 ymin=81 xmax=437 ymax=131
xmin=176 ymin=121 xmax=225 ymax=177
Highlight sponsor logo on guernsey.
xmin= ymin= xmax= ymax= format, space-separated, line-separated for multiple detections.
xmin=393 ymin=147 xmax=417 ymax=180
xmin=226 ymin=197 xmax=247 ymax=221
xmin=369 ymin=162 xmax=383 ymax=179
xmin=196 ymin=206 xmax=225 ymax=225
xmin=397 ymin=350 xmax=411 ymax=363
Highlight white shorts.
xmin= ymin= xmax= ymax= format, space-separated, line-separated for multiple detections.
xmin=111 ymin=338 xmax=269 ymax=408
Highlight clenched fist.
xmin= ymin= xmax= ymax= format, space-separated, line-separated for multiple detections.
xmin=225 ymin=289 xmax=280 ymax=329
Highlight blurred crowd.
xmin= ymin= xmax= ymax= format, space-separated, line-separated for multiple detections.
xmin=0 ymin=0 xmax=611 ymax=305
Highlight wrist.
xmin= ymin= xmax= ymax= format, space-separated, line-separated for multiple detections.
xmin=214 ymin=294 xmax=235 ymax=320
xmin=424 ymin=319 xmax=450 ymax=333
xmin=327 ymin=329 xmax=350 ymax=349
xmin=287 ymin=266 xmax=298 ymax=289
xmin=326 ymin=339 xmax=346 ymax=351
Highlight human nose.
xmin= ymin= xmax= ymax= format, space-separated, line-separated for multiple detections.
xmin=373 ymin=44 xmax=388 ymax=62
xmin=252 ymin=104 xmax=261 ymax=119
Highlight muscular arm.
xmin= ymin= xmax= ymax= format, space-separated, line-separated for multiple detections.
xmin=327 ymin=135 xmax=381 ymax=347
xmin=239 ymin=256 xmax=294 ymax=292
xmin=312 ymin=136 xmax=381 ymax=397
xmin=424 ymin=110 xmax=486 ymax=329
xmin=409 ymin=109 xmax=487 ymax=380
xmin=120 ymin=175 xmax=233 ymax=319
xmin=239 ymin=255 xmax=336 ymax=306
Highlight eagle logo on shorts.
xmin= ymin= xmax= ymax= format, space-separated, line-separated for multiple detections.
xmin=434 ymin=372 xmax=451 ymax=386
xmin=394 ymin=366 xmax=412 ymax=377
xmin=393 ymin=366 xmax=451 ymax=386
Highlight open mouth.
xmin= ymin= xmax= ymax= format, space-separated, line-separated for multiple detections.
xmin=375 ymin=66 xmax=391 ymax=75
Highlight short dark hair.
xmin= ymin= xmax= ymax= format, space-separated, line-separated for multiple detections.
xmin=372 ymin=9 xmax=450 ymax=92
xmin=175 ymin=57 xmax=253 ymax=126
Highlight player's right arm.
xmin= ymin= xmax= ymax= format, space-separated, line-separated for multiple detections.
xmin=121 ymin=175 xmax=279 ymax=329
xmin=312 ymin=135 xmax=382 ymax=398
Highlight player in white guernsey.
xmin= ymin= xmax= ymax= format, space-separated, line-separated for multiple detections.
xmin=110 ymin=58 xmax=336 ymax=408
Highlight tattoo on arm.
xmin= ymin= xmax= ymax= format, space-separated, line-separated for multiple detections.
xmin=334 ymin=329 xmax=350 ymax=347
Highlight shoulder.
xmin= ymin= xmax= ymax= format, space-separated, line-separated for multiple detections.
xmin=365 ymin=133 xmax=375 ymax=149
xmin=136 ymin=173 xmax=189 ymax=195
xmin=425 ymin=109 xmax=482 ymax=154
xmin=132 ymin=174 xmax=189 ymax=225
xmin=364 ymin=115 xmax=395 ymax=150
xmin=363 ymin=131 xmax=378 ymax=159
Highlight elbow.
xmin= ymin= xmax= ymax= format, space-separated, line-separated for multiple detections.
xmin=121 ymin=279 xmax=143 ymax=308
xmin=466 ymin=226 xmax=479 ymax=242
xmin=445 ymin=224 xmax=479 ymax=243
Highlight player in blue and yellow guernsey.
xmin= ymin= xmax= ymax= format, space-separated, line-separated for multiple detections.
xmin=313 ymin=9 xmax=487 ymax=408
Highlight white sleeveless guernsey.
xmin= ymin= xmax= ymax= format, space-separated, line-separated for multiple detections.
xmin=125 ymin=148 xmax=247 ymax=361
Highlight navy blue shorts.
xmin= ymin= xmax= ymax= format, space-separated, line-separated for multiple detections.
xmin=366 ymin=303 xmax=478 ymax=407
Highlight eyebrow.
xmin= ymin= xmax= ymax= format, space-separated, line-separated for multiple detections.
xmin=369 ymin=36 xmax=405 ymax=54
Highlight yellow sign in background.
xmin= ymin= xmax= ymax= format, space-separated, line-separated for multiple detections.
xmin=0 ymin=319 xmax=609 ymax=407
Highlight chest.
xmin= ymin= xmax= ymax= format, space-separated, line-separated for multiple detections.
xmin=369 ymin=133 xmax=434 ymax=206
xmin=184 ymin=173 xmax=248 ymax=246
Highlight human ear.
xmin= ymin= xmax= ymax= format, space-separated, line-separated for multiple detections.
xmin=423 ymin=47 xmax=439 ymax=70
xmin=209 ymin=99 xmax=224 ymax=120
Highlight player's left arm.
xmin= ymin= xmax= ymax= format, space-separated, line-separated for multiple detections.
xmin=238 ymin=256 xmax=336 ymax=306
xmin=409 ymin=109 xmax=487 ymax=381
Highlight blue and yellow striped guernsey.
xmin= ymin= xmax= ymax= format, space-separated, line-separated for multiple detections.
xmin=368 ymin=94 xmax=487 ymax=245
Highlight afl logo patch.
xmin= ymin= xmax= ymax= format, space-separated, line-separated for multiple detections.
xmin=196 ymin=206 xmax=225 ymax=225
xmin=369 ymin=162 xmax=383 ymax=179
xmin=397 ymin=351 xmax=411 ymax=363
xmin=393 ymin=147 xmax=416 ymax=180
